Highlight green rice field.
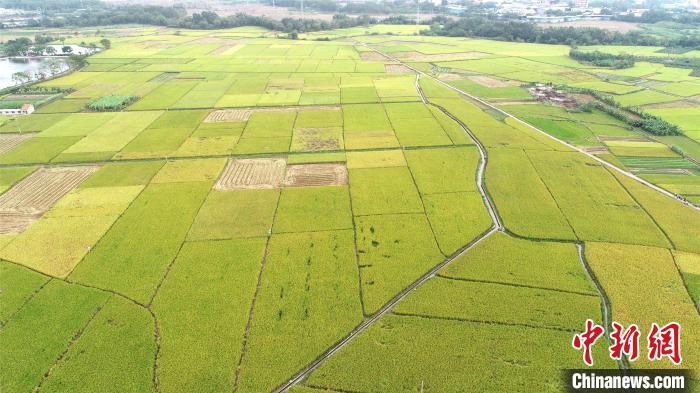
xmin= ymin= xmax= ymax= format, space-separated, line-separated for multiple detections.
xmin=1 ymin=25 xmax=698 ymax=393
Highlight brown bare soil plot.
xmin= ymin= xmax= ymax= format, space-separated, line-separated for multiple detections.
xmin=468 ymin=75 xmax=520 ymax=88
xmin=205 ymin=105 xmax=340 ymax=123
xmin=0 ymin=166 xmax=99 ymax=234
xmin=294 ymin=128 xmax=342 ymax=151
xmin=215 ymin=158 xmax=286 ymax=190
xmin=437 ymin=73 xmax=464 ymax=81
xmin=0 ymin=212 xmax=42 ymax=234
xmin=360 ymin=52 xmax=387 ymax=61
xmin=385 ymin=64 xmax=413 ymax=74
xmin=284 ymin=163 xmax=347 ymax=187
xmin=581 ymin=146 xmax=609 ymax=154
xmin=0 ymin=134 xmax=33 ymax=155
xmin=205 ymin=109 xmax=253 ymax=122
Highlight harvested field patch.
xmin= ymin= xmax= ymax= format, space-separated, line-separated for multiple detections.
xmin=215 ymin=158 xmax=286 ymax=190
xmin=360 ymin=52 xmax=387 ymax=61
xmin=291 ymin=127 xmax=343 ymax=151
xmin=0 ymin=166 xmax=35 ymax=194
xmin=0 ymin=166 xmax=98 ymax=215
xmin=384 ymin=64 xmax=413 ymax=73
xmin=0 ymin=212 xmax=42 ymax=235
xmin=284 ymin=163 xmax=347 ymax=187
xmin=204 ymin=109 xmax=252 ymax=122
xmin=437 ymin=73 xmax=464 ymax=81
xmin=467 ymin=75 xmax=519 ymax=88
xmin=0 ymin=166 xmax=98 ymax=234
xmin=581 ymin=146 xmax=609 ymax=154
xmin=0 ymin=134 xmax=32 ymax=155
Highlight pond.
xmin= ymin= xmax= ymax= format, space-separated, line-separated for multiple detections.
xmin=0 ymin=57 xmax=70 ymax=90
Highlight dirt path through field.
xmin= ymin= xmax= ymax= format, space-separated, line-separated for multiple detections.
xmin=274 ymin=70 xmax=503 ymax=393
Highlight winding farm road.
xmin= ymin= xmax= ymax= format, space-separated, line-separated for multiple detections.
xmin=274 ymin=56 xmax=503 ymax=393
xmin=381 ymin=45 xmax=699 ymax=212
xmin=273 ymin=41 xmax=653 ymax=390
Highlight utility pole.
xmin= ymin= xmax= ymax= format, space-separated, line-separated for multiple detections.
xmin=416 ymin=1 xmax=420 ymax=25
xmin=301 ymin=0 xmax=304 ymax=17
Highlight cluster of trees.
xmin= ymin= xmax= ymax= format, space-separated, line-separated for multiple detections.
xmin=567 ymin=87 xmax=683 ymax=136
xmin=8 ymin=54 xmax=85 ymax=89
xmin=424 ymin=16 xmax=699 ymax=47
xmin=614 ymin=9 xmax=700 ymax=25
xmin=594 ymin=101 xmax=682 ymax=136
xmin=35 ymin=5 xmax=187 ymax=28
xmin=569 ymin=49 xmax=699 ymax=71
xmin=569 ymin=49 xmax=634 ymax=69
xmin=2 ymin=35 xmax=110 ymax=56
xmin=10 ymin=59 xmax=64 ymax=84
xmin=4 ymin=37 xmax=74 ymax=57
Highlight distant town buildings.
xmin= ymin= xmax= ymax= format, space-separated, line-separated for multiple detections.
xmin=0 ymin=8 xmax=40 ymax=28
xmin=571 ymin=0 xmax=589 ymax=9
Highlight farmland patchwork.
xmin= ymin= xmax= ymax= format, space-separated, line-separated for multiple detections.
xmin=0 ymin=26 xmax=698 ymax=393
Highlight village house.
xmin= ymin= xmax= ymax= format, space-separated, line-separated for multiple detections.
xmin=0 ymin=103 xmax=35 ymax=116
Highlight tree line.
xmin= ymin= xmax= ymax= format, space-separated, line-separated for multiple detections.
xmin=566 ymin=86 xmax=683 ymax=136
xmin=4 ymin=3 xmax=412 ymax=34
xmin=569 ymin=49 xmax=635 ymax=69
xmin=260 ymin=0 xmax=441 ymax=15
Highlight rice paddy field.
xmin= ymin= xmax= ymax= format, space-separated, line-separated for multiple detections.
xmin=355 ymin=34 xmax=700 ymax=203
xmin=1 ymin=25 xmax=699 ymax=393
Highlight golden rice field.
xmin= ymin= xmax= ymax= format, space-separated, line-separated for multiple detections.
xmin=0 ymin=25 xmax=698 ymax=393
